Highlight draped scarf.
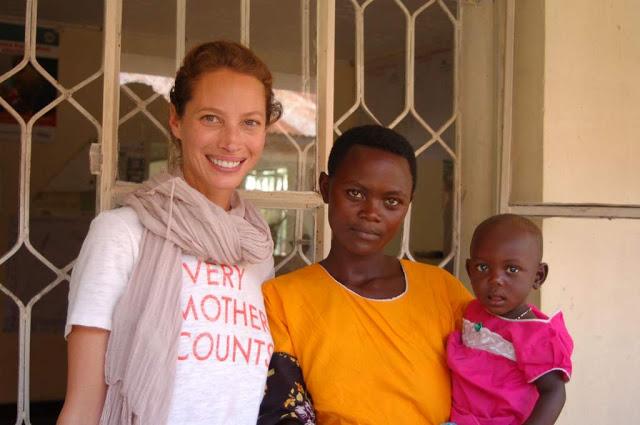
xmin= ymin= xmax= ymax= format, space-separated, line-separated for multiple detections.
xmin=100 ymin=171 xmax=273 ymax=425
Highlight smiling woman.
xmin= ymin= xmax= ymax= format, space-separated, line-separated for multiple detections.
xmin=167 ymin=41 xmax=282 ymax=209
xmin=57 ymin=41 xmax=280 ymax=425
xmin=169 ymin=69 xmax=269 ymax=209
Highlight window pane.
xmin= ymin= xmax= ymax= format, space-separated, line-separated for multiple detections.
xmin=118 ymin=0 xmax=175 ymax=182
xmin=117 ymin=1 xmax=319 ymax=189
xmin=248 ymin=0 xmax=318 ymax=191
xmin=259 ymin=208 xmax=317 ymax=275
xmin=186 ymin=0 xmax=241 ymax=48
xmin=0 ymin=1 xmax=104 ymax=419
xmin=335 ymin=0 xmax=458 ymax=272
xmin=0 ymin=292 xmax=19 ymax=424
xmin=510 ymin=0 xmax=640 ymax=205
xmin=409 ymin=144 xmax=455 ymax=268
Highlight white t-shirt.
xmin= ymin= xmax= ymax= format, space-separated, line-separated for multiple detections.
xmin=66 ymin=207 xmax=275 ymax=425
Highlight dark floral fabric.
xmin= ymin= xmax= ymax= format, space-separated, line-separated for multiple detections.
xmin=258 ymin=352 xmax=316 ymax=425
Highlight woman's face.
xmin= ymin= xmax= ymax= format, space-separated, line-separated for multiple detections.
xmin=169 ymin=68 xmax=267 ymax=208
xmin=320 ymin=145 xmax=413 ymax=257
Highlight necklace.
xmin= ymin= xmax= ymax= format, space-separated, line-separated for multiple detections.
xmin=514 ymin=307 xmax=532 ymax=320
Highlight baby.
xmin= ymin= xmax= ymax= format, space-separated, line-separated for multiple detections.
xmin=446 ymin=214 xmax=573 ymax=425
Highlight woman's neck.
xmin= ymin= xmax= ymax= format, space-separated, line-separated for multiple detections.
xmin=181 ymin=167 xmax=233 ymax=210
xmin=321 ymin=246 xmax=393 ymax=286
xmin=321 ymin=246 xmax=406 ymax=300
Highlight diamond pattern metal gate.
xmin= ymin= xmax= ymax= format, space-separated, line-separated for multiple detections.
xmin=0 ymin=1 xmax=461 ymax=423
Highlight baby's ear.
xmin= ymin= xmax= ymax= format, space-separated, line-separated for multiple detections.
xmin=533 ymin=263 xmax=549 ymax=289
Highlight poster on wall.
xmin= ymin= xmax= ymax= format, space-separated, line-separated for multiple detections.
xmin=0 ymin=21 xmax=59 ymax=144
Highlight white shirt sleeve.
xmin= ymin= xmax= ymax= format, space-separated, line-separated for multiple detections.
xmin=65 ymin=207 xmax=142 ymax=338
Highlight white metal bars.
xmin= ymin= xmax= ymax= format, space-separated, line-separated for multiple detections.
xmin=98 ymin=0 xmax=121 ymax=212
xmin=241 ymin=0 xmax=251 ymax=46
xmin=101 ymin=0 xmax=328 ymax=272
xmin=333 ymin=0 xmax=462 ymax=272
xmin=247 ymin=0 xmax=322 ymax=272
xmin=316 ymin=0 xmax=336 ymax=258
xmin=0 ymin=0 xmax=105 ymax=423
xmin=497 ymin=0 xmax=640 ymax=220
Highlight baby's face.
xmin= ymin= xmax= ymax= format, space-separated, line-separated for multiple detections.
xmin=466 ymin=227 xmax=543 ymax=318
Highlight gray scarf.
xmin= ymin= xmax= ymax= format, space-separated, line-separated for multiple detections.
xmin=100 ymin=172 xmax=273 ymax=425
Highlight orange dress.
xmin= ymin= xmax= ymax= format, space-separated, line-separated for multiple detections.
xmin=262 ymin=260 xmax=472 ymax=425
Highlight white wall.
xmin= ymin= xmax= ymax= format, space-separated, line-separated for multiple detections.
xmin=540 ymin=1 xmax=640 ymax=422
xmin=458 ymin=1 xmax=500 ymax=284
xmin=542 ymin=218 xmax=640 ymax=423
xmin=543 ymin=0 xmax=640 ymax=204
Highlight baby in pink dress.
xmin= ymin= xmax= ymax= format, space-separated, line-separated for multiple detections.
xmin=446 ymin=214 xmax=573 ymax=425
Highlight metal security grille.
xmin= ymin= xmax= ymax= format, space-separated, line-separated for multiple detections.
xmin=333 ymin=0 xmax=461 ymax=270
xmin=107 ymin=0 xmax=326 ymax=275
xmin=0 ymin=1 xmax=103 ymax=423
xmin=0 ymin=1 xmax=462 ymax=423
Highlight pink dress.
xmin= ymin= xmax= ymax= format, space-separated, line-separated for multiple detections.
xmin=446 ymin=300 xmax=573 ymax=425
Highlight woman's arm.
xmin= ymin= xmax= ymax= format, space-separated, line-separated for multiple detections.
xmin=56 ymin=326 xmax=109 ymax=425
xmin=258 ymin=282 xmax=315 ymax=425
xmin=522 ymin=371 xmax=566 ymax=425
xmin=258 ymin=352 xmax=315 ymax=425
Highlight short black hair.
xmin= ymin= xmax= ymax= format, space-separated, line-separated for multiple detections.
xmin=471 ymin=214 xmax=543 ymax=262
xmin=328 ymin=125 xmax=417 ymax=193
